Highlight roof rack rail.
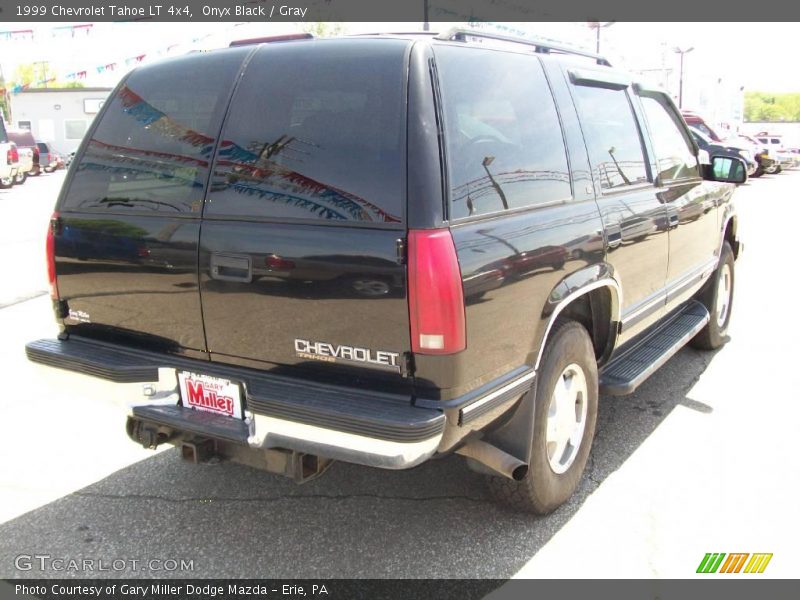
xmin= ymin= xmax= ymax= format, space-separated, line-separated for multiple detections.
xmin=229 ymin=33 xmax=313 ymax=47
xmin=434 ymin=28 xmax=611 ymax=67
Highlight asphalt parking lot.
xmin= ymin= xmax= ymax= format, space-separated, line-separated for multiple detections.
xmin=0 ymin=169 xmax=798 ymax=579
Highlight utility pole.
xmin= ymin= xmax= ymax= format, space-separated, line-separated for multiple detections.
xmin=33 ymin=61 xmax=49 ymax=88
xmin=588 ymin=21 xmax=614 ymax=54
xmin=674 ymin=47 xmax=694 ymax=109
xmin=423 ymin=0 xmax=429 ymax=32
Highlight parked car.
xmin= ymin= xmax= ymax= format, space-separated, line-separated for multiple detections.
xmin=688 ymin=126 xmax=755 ymax=179
xmin=726 ymin=133 xmax=774 ymax=177
xmin=26 ymin=29 xmax=745 ymax=514
xmin=36 ymin=142 xmax=59 ymax=173
xmin=681 ymin=110 xmax=724 ymax=142
xmin=7 ymin=128 xmax=42 ymax=176
xmin=753 ymin=133 xmax=799 ymax=171
xmin=0 ymin=120 xmax=20 ymax=189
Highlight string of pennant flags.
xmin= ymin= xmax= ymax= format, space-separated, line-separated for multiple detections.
xmin=0 ymin=24 xmax=94 ymax=41
xmin=4 ymin=27 xmax=242 ymax=94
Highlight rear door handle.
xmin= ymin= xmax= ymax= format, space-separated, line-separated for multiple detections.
xmin=210 ymin=253 xmax=252 ymax=283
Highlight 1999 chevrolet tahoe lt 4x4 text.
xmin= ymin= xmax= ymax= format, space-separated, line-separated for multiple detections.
xmin=26 ymin=29 xmax=745 ymax=513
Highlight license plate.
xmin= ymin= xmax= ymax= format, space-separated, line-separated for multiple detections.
xmin=178 ymin=371 xmax=243 ymax=420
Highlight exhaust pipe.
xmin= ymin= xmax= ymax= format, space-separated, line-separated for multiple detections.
xmin=456 ymin=439 xmax=528 ymax=481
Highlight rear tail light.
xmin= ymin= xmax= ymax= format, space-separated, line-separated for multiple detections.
xmin=407 ymin=229 xmax=466 ymax=355
xmin=46 ymin=212 xmax=60 ymax=299
xmin=7 ymin=145 xmax=19 ymax=165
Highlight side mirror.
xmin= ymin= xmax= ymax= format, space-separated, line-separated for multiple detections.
xmin=706 ymin=156 xmax=747 ymax=184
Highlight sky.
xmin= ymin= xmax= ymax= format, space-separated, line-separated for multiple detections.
xmin=0 ymin=21 xmax=798 ymax=95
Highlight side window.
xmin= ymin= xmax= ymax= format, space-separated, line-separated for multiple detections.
xmin=640 ymin=94 xmax=699 ymax=182
xmin=205 ymin=41 xmax=407 ymax=224
xmin=61 ymin=49 xmax=247 ymax=214
xmin=571 ymin=84 xmax=649 ymax=191
xmin=434 ymin=46 xmax=571 ymax=219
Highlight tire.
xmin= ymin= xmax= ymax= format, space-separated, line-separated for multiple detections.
xmin=14 ymin=171 xmax=27 ymax=185
xmin=0 ymin=176 xmax=13 ymax=189
xmin=751 ymin=166 xmax=763 ymax=178
xmin=775 ymin=165 xmax=782 ymax=174
xmin=690 ymin=241 xmax=734 ymax=350
xmin=488 ymin=320 xmax=598 ymax=514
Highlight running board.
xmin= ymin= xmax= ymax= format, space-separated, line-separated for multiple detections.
xmin=600 ymin=300 xmax=710 ymax=396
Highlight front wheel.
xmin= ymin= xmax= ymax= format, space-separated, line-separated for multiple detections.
xmin=14 ymin=171 xmax=27 ymax=185
xmin=691 ymin=241 xmax=734 ymax=350
xmin=488 ymin=320 xmax=598 ymax=514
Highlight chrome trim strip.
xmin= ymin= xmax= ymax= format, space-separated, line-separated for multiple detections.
xmin=620 ymin=292 xmax=666 ymax=326
xmin=460 ymin=370 xmax=536 ymax=420
xmin=535 ymin=278 xmax=623 ymax=371
xmin=247 ymin=414 xmax=442 ymax=470
xmin=621 ymin=257 xmax=718 ymax=327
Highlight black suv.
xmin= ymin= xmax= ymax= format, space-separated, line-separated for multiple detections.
xmin=27 ymin=30 xmax=745 ymax=513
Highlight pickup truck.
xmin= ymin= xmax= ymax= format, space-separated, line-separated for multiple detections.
xmin=26 ymin=30 xmax=746 ymax=513
xmin=0 ymin=120 xmax=19 ymax=189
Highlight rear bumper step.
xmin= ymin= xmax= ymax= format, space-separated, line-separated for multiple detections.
xmin=600 ymin=300 xmax=710 ymax=396
xmin=26 ymin=336 xmax=445 ymax=469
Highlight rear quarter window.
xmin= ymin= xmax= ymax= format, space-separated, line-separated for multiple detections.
xmin=204 ymin=40 xmax=408 ymax=224
xmin=434 ymin=45 xmax=572 ymax=219
xmin=60 ymin=48 xmax=249 ymax=214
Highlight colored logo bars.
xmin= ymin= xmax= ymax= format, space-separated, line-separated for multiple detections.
xmin=696 ymin=553 xmax=773 ymax=574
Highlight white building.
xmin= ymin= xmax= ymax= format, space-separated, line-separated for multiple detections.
xmin=9 ymin=87 xmax=112 ymax=153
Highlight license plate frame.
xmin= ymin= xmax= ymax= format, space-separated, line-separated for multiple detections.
xmin=177 ymin=371 xmax=244 ymax=420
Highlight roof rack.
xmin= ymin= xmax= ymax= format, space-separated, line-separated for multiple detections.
xmin=229 ymin=33 xmax=313 ymax=47
xmin=434 ymin=28 xmax=611 ymax=67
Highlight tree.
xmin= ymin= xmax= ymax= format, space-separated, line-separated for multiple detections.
xmin=300 ymin=22 xmax=347 ymax=38
xmin=745 ymin=91 xmax=800 ymax=122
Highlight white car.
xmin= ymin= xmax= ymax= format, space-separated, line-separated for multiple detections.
xmin=754 ymin=133 xmax=799 ymax=171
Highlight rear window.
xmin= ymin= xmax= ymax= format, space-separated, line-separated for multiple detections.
xmin=434 ymin=45 xmax=571 ymax=219
xmin=37 ymin=142 xmax=49 ymax=153
xmin=60 ymin=49 xmax=249 ymax=214
xmin=204 ymin=40 xmax=407 ymax=224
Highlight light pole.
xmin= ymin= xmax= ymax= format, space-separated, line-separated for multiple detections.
xmin=588 ymin=21 xmax=614 ymax=54
xmin=674 ymin=46 xmax=694 ymax=109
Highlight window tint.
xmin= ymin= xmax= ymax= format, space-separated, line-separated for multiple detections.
xmin=434 ymin=46 xmax=571 ymax=219
xmin=37 ymin=142 xmax=49 ymax=152
xmin=640 ymin=95 xmax=699 ymax=181
xmin=571 ymin=85 xmax=648 ymax=191
xmin=205 ymin=40 xmax=407 ymax=224
xmin=61 ymin=49 xmax=248 ymax=214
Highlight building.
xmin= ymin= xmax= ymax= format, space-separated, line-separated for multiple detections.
xmin=8 ymin=87 xmax=112 ymax=153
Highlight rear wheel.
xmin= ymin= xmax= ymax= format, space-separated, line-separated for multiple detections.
xmin=691 ymin=241 xmax=734 ymax=350
xmin=0 ymin=176 xmax=13 ymax=189
xmin=488 ymin=320 xmax=598 ymax=514
xmin=14 ymin=171 xmax=27 ymax=185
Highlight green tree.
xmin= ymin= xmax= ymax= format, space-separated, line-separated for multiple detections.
xmin=300 ymin=22 xmax=347 ymax=38
xmin=745 ymin=91 xmax=800 ymax=122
